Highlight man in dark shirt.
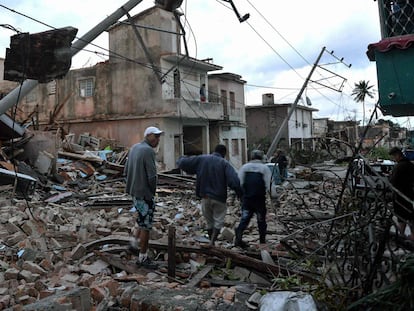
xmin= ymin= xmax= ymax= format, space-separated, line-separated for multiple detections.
xmin=177 ymin=144 xmax=243 ymax=245
xmin=389 ymin=147 xmax=414 ymax=240
xmin=271 ymin=149 xmax=288 ymax=181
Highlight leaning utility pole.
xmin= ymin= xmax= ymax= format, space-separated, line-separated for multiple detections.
xmin=266 ymin=47 xmax=326 ymax=159
xmin=266 ymin=47 xmax=349 ymax=159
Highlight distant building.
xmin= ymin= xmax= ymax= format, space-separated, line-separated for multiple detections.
xmin=358 ymin=123 xmax=406 ymax=149
xmin=312 ymin=117 xmax=329 ymax=138
xmin=245 ymin=93 xmax=318 ymax=154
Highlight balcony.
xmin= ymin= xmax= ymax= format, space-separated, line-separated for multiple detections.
xmin=172 ymin=98 xmax=224 ymax=120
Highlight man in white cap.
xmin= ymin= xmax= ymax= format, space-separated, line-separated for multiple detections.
xmin=125 ymin=126 xmax=163 ymax=268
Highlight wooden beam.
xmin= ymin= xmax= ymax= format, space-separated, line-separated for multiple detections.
xmin=168 ymin=226 xmax=176 ymax=279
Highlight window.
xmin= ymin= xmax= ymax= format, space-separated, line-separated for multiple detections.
xmin=230 ymin=91 xmax=235 ymax=109
xmin=221 ymin=89 xmax=228 ymax=115
xmin=79 ymin=78 xmax=94 ymax=97
xmin=232 ymin=139 xmax=239 ymax=156
xmin=241 ymin=139 xmax=246 ymax=163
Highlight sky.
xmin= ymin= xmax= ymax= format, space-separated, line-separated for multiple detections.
xmin=0 ymin=0 xmax=412 ymax=128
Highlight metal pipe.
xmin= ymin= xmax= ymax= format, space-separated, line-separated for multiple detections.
xmin=0 ymin=0 xmax=144 ymax=116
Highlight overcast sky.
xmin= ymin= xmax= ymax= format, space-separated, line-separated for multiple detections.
xmin=1 ymin=0 xmax=411 ymax=128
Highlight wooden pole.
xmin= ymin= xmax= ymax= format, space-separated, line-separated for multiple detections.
xmin=168 ymin=225 xmax=176 ymax=279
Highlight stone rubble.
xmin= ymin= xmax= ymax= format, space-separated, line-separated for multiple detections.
xmin=0 ymin=157 xmax=347 ymax=310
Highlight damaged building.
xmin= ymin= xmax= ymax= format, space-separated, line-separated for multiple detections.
xmin=2 ymin=5 xmax=247 ymax=171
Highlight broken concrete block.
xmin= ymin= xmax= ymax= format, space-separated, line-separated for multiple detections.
xmin=96 ymin=227 xmax=111 ymax=236
xmin=223 ymin=287 xmax=236 ymax=303
xmin=18 ymin=270 xmax=40 ymax=283
xmin=220 ymin=227 xmax=234 ymax=242
xmin=248 ymin=272 xmax=272 ymax=287
xmin=78 ymin=273 xmax=95 ymax=287
xmin=4 ymin=222 xmax=20 ymax=234
xmin=6 ymin=231 xmax=27 ymax=246
xmin=90 ymin=286 xmax=107 ymax=303
xmin=4 ymin=267 xmax=19 ymax=280
xmin=0 ymin=288 xmax=8 ymax=295
xmin=22 ymin=220 xmax=42 ymax=238
xmin=98 ymin=279 xmax=120 ymax=297
xmin=39 ymin=259 xmax=53 ymax=272
xmin=79 ymin=260 xmax=109 ymax=275
xmin=61 ymin=273 xmax=80 ymax=284
xmin=34 ymin=151 xmax=55 ymax=175
xmin=18 ymin=294 xmax=37 ymax=305
xmin=233 ymin=266 xmax=250 ymax=281
xmin=22 ymin=261 xmax=47 ymax=276
xmin=0 ymin=294 xmax=11 ymax=309
xmin=0 ymin=259 xmax=9 ymax=270
xmin=23 ymin=287 xmax=91 ymax=311
xmin=8 ymin=215 xmax=25 ymax=226
xmin=39 ymin=289 xmax=55 ymax=300
xmin=26 ymin=286 xmax=39 ymax=298
xmin=70 ymin=244 xmax=86 ymax=261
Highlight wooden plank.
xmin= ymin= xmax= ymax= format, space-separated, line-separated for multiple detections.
xmin=58 ymin=150 xmax=103 ymax=163
xmin=95 ymin=250 xmax=140 ymax=274
xmin=168 ymin=226 xmax=176 ymax=279
xmin=82 ymin=236 xmax=318 ymax=282
xmin=185 ymin=264 xmax=214 ymax=288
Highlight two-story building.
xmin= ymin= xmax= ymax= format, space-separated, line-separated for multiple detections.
xmin=9 ymin=5 xmax=247 ymax=170
xmin=246 ymin=93 xmax=317 ymax=154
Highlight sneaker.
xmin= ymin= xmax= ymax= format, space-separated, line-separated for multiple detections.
xmin=136 ymin=257 xmax=158 ymax=269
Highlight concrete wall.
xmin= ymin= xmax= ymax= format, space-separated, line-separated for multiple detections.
xmin=313 ymin=118 xmax=329 ymax=137
xmin=246 ymin=105 xmax=289 ymax=152
xmin=288 ymin=108 xmax=313 ymax=139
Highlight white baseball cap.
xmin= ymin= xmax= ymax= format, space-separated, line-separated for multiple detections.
xmin=144 ymin=126 xmax=163 ymax=136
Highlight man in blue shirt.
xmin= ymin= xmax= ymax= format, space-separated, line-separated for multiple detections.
xmin=177 ymin=144 xmax=243 ymax=245
xmin=235 ymin=149 xmax=271 ymax=248
xmin=125 ymin=126 xmax=163 ymax=268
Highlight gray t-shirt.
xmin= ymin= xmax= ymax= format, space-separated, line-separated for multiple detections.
xmin=125 ymin=139 xmax=157 ymax=200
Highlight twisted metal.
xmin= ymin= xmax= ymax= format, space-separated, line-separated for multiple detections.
xmin=277 ymin=149 xmax=412 ymax=304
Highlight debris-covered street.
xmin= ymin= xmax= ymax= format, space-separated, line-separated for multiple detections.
xmin=0 ymin=130 xmax=353 ymax=310
xmin=1 ymin=128 xmax=414 ymax=311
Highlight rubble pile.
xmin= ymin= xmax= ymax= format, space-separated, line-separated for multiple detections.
xmin=0 ymin=132 xmax=355 ymax=310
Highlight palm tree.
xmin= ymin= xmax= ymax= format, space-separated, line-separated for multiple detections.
xmin=351 ymin=80 xmax=375 ymax=127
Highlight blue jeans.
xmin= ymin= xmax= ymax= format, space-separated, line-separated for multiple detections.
xmin=237 ymin=196 xmax=267 ymax=242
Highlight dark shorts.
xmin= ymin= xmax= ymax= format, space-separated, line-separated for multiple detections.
xmin=133 ymin=197 xmax=155 ymax=230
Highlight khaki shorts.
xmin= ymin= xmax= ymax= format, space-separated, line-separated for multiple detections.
xmin=201 ymin=197 xmax=227 ymax=230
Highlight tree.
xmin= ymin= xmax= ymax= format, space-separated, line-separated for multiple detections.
xmin=351 ymin=80 xmax=375 ymax=127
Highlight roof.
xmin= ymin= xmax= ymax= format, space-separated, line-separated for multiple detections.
xmin=245 ymin=103 xmax=318 ymax=112
xmin=162 ymin=54 xmax=222 ymax=71
xmin=367 ymin=34 xmax=414 ymax=61
xmin=208 ymin=72 xmax=246 ymax=84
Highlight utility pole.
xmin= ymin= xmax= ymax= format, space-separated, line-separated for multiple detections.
xmin=265 ymin=47 xmax=350 ymax=159
xmin=266 ymin=47 xmax=326 ymax=159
